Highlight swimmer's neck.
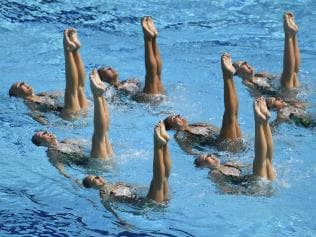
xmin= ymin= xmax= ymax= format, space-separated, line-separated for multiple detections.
xmin=111 ymin=79 xmax=122 ymax=89
xmin=183 ymin=126 xmax=195 ymax=134
xmin=242 ymin=74 xmax=256 ymax=82
xmin=99 ymin=182 xmax=112 ymax=191
xmin=24 ymin=93 xmax=46 ymax=103
xmin=23 ymin=93 xmax=37 ymax=101
xmin=48 ymin=140 xmax=60 ymax=149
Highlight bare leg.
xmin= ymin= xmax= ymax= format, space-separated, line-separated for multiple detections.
xmin=147 ymin=17 xmax=163 ymax=82
xmin=147 ymin=121 xmax=168 ymax=203
xmin=69 ymin=28 xmax=89 ymax=110
xmin=61 ymin=29 xmax=81 ymax=119
xmin=142 ymin=17 xmax=162 ymax=94
xmin=90 ymin=69 xmax=112 ymax=159
xmin=253 ymin=98 xmax=268 ymax=178
xmin=280 ymin=12 xmax=298 ymax=89
xmin=218 ymin=53 xmax=242 ymax=141
xmin=261 ymin=97 xmax=275 ymax=179
xmin=160 ymin=121 xmax=171 ymax=197
xmin=292 ymin=17 xmax=300 ymax=87
xmin=253 ymin=98 xmax=275 ymax=180
xmin=102 ymin=95 xmax=114 ymax=157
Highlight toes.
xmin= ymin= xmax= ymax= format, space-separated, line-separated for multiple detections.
xmin=253 ymin=99 xmax=266 ymax=122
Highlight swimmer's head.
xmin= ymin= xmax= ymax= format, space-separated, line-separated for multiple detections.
xmin=233 ymin=61 xmax=255 ymax=80
xmin=98 ymin=67 xmax=119 ymax=86
xmin=9 ymin=81 xmax=34 ymax=98
xmin=266 ymin=97 xmax=286 ymax=111
xmin=163 ymin=114 xmax=188 ymax=131
xmin=82 ymin=175 xmax=106 ymax=189
xmin=32 ymin=131 xmax=57 ymax=147
xmin=194 ymin=154 xmax=220 ymax=169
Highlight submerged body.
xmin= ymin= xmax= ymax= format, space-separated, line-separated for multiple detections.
xmin=266 ymin=96 xmax=312 ymax=127
xmin=194 ymin=97 xmax=276 ymax=194
xmin=163 ymin=53 xmax=243 ymax=153
xmin=9 ymin=28 xmax=88 ymax=123
xmin=31 ymin=131 xmax=88 ymax=178
xmin=98 ymin=16 xmax=164 ymax=103
xmin=83 ymin=121 xmax=171 ymax=204
xmin=234 ymin=12 xmax=301 ymax=97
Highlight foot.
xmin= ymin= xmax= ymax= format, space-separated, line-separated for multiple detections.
xmin=154 ymin=121 xmax=167 ymax=146
xmin=141 ymin=16 xmax=155 ymax=38
xmin=258 ymin=96 xmax=270 ymax=119
xmin=68 ymin=28 xmax=81 ymax=49
xmin=146 ymin=16 xmax=158 ymax=37
xmin=90 ymin=69 xmax=106 ymax=96
xmin=221 ymin=53 xmax=236 ymax=76
xmin=159 ymin=120 xmax=170 ymax=142
xmin=288 ymin=12 xmax=298 ymax=33
xmin=253 ymin=98 xmax=266 ymax=123
xmin=284 ymin=12 xmax=298 ymax=36
xmin=63 ymin=29 xmax=77 ymax=52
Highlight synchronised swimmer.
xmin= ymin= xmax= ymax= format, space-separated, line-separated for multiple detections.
xmin=8 ymin=12 xmax=312 ymax=205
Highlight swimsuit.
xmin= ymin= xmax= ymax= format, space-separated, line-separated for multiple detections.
xmin=47 ymin=141 xmax=87 ymax=165
xmin=26 ymin=95 xmax=62 ymax=112
xmin=99 ymin=183 xmax=137 ymax=202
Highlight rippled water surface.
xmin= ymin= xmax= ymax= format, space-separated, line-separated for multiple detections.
xmin=1 ymin=1 xmax=316 ymax=236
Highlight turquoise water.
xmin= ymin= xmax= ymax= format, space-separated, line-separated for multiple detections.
xmin=1 ymin=0 xmax=316 ymax=236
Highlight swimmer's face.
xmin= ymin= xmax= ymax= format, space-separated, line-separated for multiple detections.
xmin=98 ymin=67 xmax=118 ymax=85
xmin=33 ymin=131 xmax=57 ymax=147
xmin=273 ymin=98 xmax=286 ymax=110
xmin=234 ymin=61 xmax=255 ymax=80
xmin=195 ymin=155 xmax=220 ymax=169
xmin=166 ymin=115 xmax=188 ymax=130
xmin=85 ymin=175 xmax=106 ymax=188
xmin=267 ymin=97 xmax=286 ymax=110
xmin=9 ymin=82 xmax=34 ymax=98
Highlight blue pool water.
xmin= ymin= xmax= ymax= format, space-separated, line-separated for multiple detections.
xmin=1 ymin=0 xmax=316 ymax=236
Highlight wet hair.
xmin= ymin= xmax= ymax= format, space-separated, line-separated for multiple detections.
xmin=97 ymin=67 xmax=105 ymax=77
xmin=82 ymin=176 xmax=93 ymax=188
xmin=9 ymin=83 xmax=19 ymax=97
xmin=97 ymin=66 xmax=112 ymax=77
xmin=265 ymin=98 xmax=272 ymax=110
xmin=31 ymin=133 xmax=42 ymax=146
xmin=194 ymin=157 xmax=203 ymax=167
xmin=163 ymin=116 xmax=172 ymax=130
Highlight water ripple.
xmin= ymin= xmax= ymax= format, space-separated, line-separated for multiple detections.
xmin=0 ymin=1 xmax=140 ymax=33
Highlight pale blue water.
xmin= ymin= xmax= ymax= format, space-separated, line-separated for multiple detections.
xmin=1 ymin=1 xmax=316 ymax=236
